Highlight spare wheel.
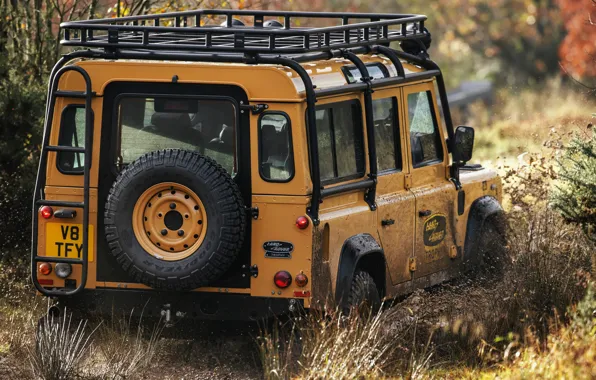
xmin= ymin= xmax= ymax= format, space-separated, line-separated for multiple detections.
xmin=104 ymin=149 xmax=246 ymax=291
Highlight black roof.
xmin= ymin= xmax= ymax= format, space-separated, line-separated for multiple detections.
xmin=60 ymin=9 xmax=429 ymax=57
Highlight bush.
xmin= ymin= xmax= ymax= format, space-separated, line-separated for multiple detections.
xmin=551 ymin=130 xmax=596 ymax=242
xmin=0 ymin=71 xmax=46 ymax=262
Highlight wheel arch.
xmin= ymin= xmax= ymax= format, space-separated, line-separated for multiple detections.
xmin=335 ymin=233 xmax=386 ymax=309
xmin=464 ymin=195 xmax=505 ymax=260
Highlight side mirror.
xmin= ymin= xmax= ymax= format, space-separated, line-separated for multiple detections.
xmin=453 ymin=126 xmax=474 ymax=165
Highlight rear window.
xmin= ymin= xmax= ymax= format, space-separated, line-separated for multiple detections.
xmin=259 ymin=113 xmax=294 ymax=182
xmin=57 ymin=105 xmax=88 ymax=174
xmin=116 ymin=97 xmax=237 ymax=176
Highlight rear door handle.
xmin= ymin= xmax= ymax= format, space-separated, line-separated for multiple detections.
xmin=381 ymin=218 xmax=395 ymax=226
xmin=418 ymin=210 xmax=432 ymax=217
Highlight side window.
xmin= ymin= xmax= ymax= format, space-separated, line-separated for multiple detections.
xmin=372 ymin=97 xmax=401 ymax=172
xmin=407 ymin=91 xmax=443 ymax=167
xmin=259 ymin=113 xmax=294 ymax=182
xmin=315 ymin=101 xmax=365 ymax=183
xmin=57 ymin=106 xmax=87 ymax=174
xmin=116 ymin=97 xmax=237 ymax=176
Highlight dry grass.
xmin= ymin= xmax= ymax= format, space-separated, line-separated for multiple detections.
xmin=87 ymin=312 xmax=164 ymax=380
xmin=257 ymin=307 xmax=435 ymax=380
xmin=30 ymin=310 xmax=97 ymax=380
xmin=470 ymin=78 xmax=595 ymax=166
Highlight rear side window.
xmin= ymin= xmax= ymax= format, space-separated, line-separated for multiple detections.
xmin=407 ymin=91 xmax=443 ymax=167
xmin=259 ymin=113 xmax=294 ymax=182
xmin=315 ymin=100 xmax=365 ymax=184
xmin=372 ymin=97 xmax=401 ymax=172
xmin=57 ymin=106 xmax=88 ymax=174
xmin=116 ymin=97 xmax=237 ymax=176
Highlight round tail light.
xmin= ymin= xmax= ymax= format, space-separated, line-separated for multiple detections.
xmin=296 ymin=216 xmax=309 ymax=230
xmin=295 ymin=272 xmax=308 ymax=287
xmin=38 ymin=262 xmax=52 ymax=276
xmin=274 ymin=271 xmax=292 ymax=288
xmin=39 ymin=206 xmax=53 ymax=219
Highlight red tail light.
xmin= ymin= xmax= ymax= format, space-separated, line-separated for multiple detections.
xmin=274 ymin=270 xmax=292 ymax=288
xmin=38 ymin=262 xmax=52 ymax=276
xmin=38 ymin=279 xmax=54 ymax=286
xmin=296 ymin=216 xmax=309 ymax=229
xmin=39 ymin=206 xmax=53 ymax=219
xmin=295 ymin=273 xmax=308 ymax=287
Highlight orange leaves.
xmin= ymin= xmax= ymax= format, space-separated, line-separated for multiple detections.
xmin=557 ymin=0 xmax=596 ymax=78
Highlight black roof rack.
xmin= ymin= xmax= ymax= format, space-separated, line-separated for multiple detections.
xmin=60 ymin=9 xmax=428 ymax=56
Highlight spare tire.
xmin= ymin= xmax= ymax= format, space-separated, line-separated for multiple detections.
xmin=104 ymin=149 xmax=246 ymax=291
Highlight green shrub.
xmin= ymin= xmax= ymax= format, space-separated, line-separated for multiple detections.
xmin=0 ymin=71 xmax=46 ymax=260
xmin=551 ymin=131 xmax=596 ymax=242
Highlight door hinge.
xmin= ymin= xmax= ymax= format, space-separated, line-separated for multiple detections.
xmin=240 ymin=103 xmax=269 ymax=115
xmin=404 ymin=174 xmax=412 ymax=190
xmin=409 ymin=257 xmax=417 ymax=272
xmin=242 ymin=264 xmax=259 ymax=278
xmin=247 ymin=206 xmax=259 ymax=220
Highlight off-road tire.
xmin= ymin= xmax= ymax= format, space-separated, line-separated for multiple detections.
xmin=476 ymin=215 xmax=508 ymax=275
xmin=346 ymin=270 xmax=381 ymax=315
xmin=104 ymin=149 xmax=246 ymax=291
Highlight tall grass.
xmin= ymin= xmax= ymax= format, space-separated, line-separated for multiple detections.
xmin=258 ymin=307 xmax=437 ymax=379
xmin=90 ymin=312 xmax=164 ymax=379
xmin=29 ymin=309 xmax=97 ymax=380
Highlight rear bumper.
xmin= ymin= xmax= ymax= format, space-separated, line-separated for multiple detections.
xmin=59 ymin=289 xmax=303 ymax=321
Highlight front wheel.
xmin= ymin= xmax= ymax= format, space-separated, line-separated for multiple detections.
xmin=476 ymin=214 xmax=508 ymax=275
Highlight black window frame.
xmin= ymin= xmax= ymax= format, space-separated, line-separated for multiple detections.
xmin=341 ymin=62 xmax=390 ymax=84
xmin=111 ymin=93 xmax=240 ymax=176
xmin=257 ymin=111 xmax=295 ymax=183
xmin=407 ymin=90 xmax=444 ymax=169
xmin=313 ymin=99 xmax=366 ymax=186
xmin=372 ymin=96 xmax=402 ymax=174
xmin=56 ymin=104 xmax=93 ymax=175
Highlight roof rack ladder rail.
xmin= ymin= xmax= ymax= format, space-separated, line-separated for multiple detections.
xmin=31 ymin=63 xmax=94 ymax=297
xmin=257 ymin=55 xmax=321 ymax=225
xmin=392 ymin=49 xmax=459 ymax=185
xmin=342 ymin=51 xmax=377 ymax=211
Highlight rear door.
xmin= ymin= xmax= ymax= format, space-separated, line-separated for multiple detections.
xmin=97 ymin=82 xmax=251 ymax=288
xmin=403 ymin=83 xmax=457 ymax=278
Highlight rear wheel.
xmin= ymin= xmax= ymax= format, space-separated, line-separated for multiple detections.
xmin=346 ymin=270 xmax=381 ymax=316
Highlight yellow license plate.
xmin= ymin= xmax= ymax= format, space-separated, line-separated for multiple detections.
xmin=46 ymin=223 xmax=94 ymax=262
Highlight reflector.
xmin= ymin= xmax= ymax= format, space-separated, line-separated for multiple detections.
xmin=39 ymin=205 xmax=53 ymax=219
xmin=39 ymin=262 xmax=52 ymax=275
xmin=296 ymin=216 xmax=309 ymax=230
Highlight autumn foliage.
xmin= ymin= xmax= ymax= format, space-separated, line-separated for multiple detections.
xmin=558 ymin=0 xmax=596 ymax=78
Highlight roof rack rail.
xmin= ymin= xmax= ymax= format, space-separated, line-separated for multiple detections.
xmin=60 ymin=9 xmax=429 ymax=56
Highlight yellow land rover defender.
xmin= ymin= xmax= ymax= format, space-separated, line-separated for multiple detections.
xmin=32 ymin=9 xmax=505 ymax=320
